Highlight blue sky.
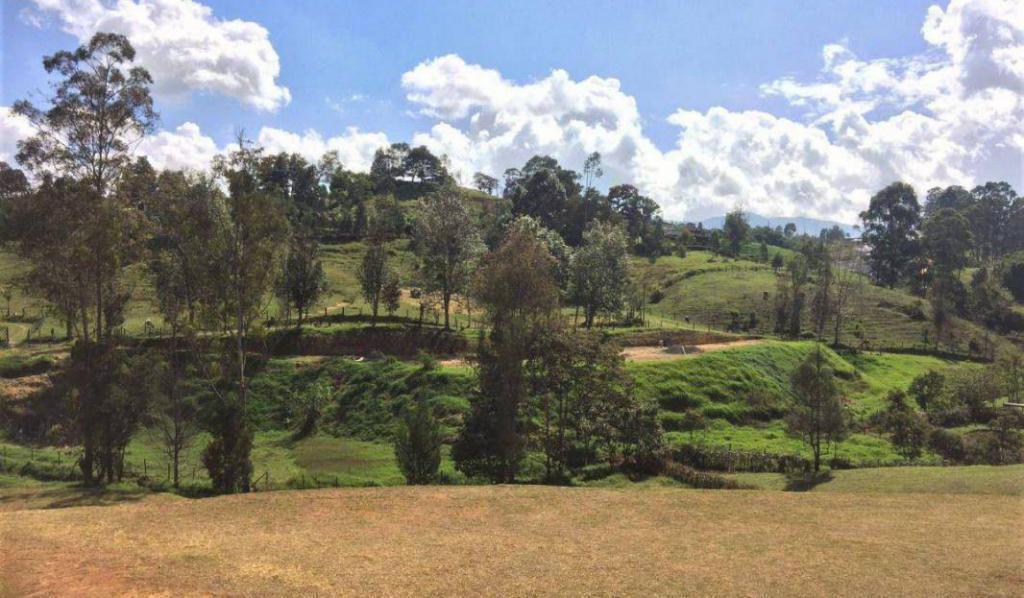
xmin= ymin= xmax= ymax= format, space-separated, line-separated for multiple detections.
xmin=2 ymin=0 xmax=1021 ymax=222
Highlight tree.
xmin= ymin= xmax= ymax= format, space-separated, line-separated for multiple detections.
xmin=528 ymin=329 xmax=661 ymax=479
xmin=922 ymin=209 xmax=973 ymax=275
xmin=453 ymin=227 xmax=559 ymax=483
xmin=829 ymin=241 xmax=864 ymax=347
xmin=758 ymin=241 xmax=769 ymax=263
xmin=967 ymin=182 xmax=1016 ymax=261
xmin=771 ymin=252 xmax=785 ymax=273
xmin=68 ymin=342 xmax=153 ymax=485
xmin=472 ymin=172 xmax=498 ymax=196
xmin=11 ymin=33 xmax=156 ymax=342
xmin=569 ymin=222 xmax=632 ymax=328
xmin=13 ymin=33 xmax=156 ymax=195
xmin=582 ymin=152 xmax=604 ymax=194
xmin=279 ymin=231 xmax=328 ymax=327
xmin=882 ymin=390 xmax=928 ymax=461
xmin=201 ymin=395 xmax=254 ymax=494
xmin=414 ymin=187 xmax=484 ymax=329
xmin=922 ymin=209 xmax=972 ymax=346
xmin=144 ymin=172 xmax=223 ymax=487
xmin=908 ymin=370 xmax=945 ymax=411
xmin=0 ymin=162 xmax=29 ymax=240
xmin=786 ymin=348 xmax=847 ymax=472
xmin=860 ymin=182 xmax=922 ymax=288
xmin=924 ymin=185 xmax=972 ymax=219
xmin=145 ymin=352 xmax=200 ymax=488
xmin=277 ymin=231 xmax=328 ymax=328
xmin=200 ymin=138 xmax=290 ymax=493
xmin=809 ymin=244 xmax=833 ymax=340
xmin=382 ymin=275 xmax=402 ymax=318
xmin=723 ymin=209 xmax=750 ymax=257
xmin=402 ymin=145 xmax=447 ymax=185
xmin=1000 ymin=251 xmax=1024 ymax=303
xmin=509 ymin=168 xmax=569 ymax=234
xmin=358 ymin=241 xmax=391 ymax=326
xmin=774 ymin=255 xmax=809 ymax=337
xmin=394 ymin=397 xmax=443 ymax=484
xmin=608 ymin=184 xmax=662 ymax=255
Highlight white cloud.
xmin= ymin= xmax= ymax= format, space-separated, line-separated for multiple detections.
xmin=256 ymin=127 xmax=388 ymax=172
xmin=0 ymin=109 xmax=387 ymax=176
xmin=0 ymin=107 xmax=36 ymax=165
xmin=402 ymin=53 xmax=659 ymax=195
xmin=27 ymin=0 xmax=291 ymax=111
xmin=403 ymin=1 xmax=1023 ymax=221
xmin=136 ymin=121 xmax=219 ymax=171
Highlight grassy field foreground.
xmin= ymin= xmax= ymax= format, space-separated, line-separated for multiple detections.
xmin=2 ymin=486 xmax=1022 ymax=596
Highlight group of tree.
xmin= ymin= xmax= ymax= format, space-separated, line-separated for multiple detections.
xmin=884 ymin=356 xmax=1024 ymax=464
xmin=450 ymin=224 xmax=664 ymax=483
xmin=2 ymin=34 xmax=311 ymax=489
xmin=860 ymin=181 xmax=1023 ymax=346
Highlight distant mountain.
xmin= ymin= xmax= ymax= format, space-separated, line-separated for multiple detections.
xmin=699 ymin=213 xmax=859 ymax=238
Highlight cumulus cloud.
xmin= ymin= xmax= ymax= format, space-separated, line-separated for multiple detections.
xmin=0 ymin=107 xmax=36 ymax=165
xmin=256 ymin=127 xmax=388 ymax=172
xmin=26 ymin=0 xmax=291 ymax=111
xmin=402 ymin=54 xmax=659 ymax=191
xmin=1 ymin=110 xmax=385 ymax=177
xmin=136 ymin=121 xmax=219 ymax=171
xmin=404 ymin=1 xmax=1023 ymax=221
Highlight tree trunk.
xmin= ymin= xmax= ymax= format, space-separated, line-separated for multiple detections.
xmin=443 ymin=291 xmax=451 ymax=330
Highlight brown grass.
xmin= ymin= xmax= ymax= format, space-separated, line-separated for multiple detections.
xmin=2 ymin=485 xmax=1022 ymax=596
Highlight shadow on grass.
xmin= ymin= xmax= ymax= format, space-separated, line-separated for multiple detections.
xmin=784 ymin=471 xmax=834 ymax=492
xmin=0 ymin=484 xmax=150 ymax=510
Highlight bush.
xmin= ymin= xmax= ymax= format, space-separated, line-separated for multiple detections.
xmin=662 ymin=461 xmax=750 ymax=489
xmin=928 ymin=428 xmax=965 ymax=462
xmin=394 ymin=398 xmax=442 ymax=484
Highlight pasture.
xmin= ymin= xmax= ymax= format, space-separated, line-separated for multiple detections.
xmin=2 ymin=485 xmax=1021 ymax=596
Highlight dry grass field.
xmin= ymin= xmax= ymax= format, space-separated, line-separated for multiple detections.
xmin=2 ymin=486 xmax=1022 ymax=596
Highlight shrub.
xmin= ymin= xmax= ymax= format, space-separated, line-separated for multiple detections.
xmin=662 ymin=461 xmax=750 ymax=489
xmin=394 ymin=398 xmax=442 ymax=484
xmin=928 ymin=428 xmax=964 ymax=462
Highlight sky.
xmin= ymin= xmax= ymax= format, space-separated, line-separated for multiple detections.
xmin=1 ymin=0 xmax=1022 ymax=223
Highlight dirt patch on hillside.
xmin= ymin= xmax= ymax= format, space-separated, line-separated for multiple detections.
xmin=0 ymin=374 xmax=52 ymax=402
xmin=623 ymin=339 xmax=765 ymax=361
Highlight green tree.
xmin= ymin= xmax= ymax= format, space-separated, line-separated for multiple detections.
xmin=786 ymin=348 xmax=847 ymax=471
xmin=414 ymin=187 xmax=484 ymax=329
xmin=922 ymin=208 xmax=973 ymax=275
xmin=860 ymin=182 xmax=922 ymax=288
xmin=453 ymin=227 xmax=559 ymax=483
xmin=394 ymin=397 xmax=443 ymax=485
xmin=569 ymin=222 xmax=632 ymax=328
xmin=200 ymin=137 xmax=289 ymax=493
xmin=967 ymin=182 xmax=1016 ymax=261
xmin=883 ymin=390 xmax=928 ymax=461
xmin=277 ymin=231 xmax=328 ymax=328
xmin=11 ymin=33 xmax=156 ymax=342
xmin=472 ymin=172 xmax=498 ymax=196
xmin=771 ymin=252 xmax=785 ymax=273
xmin=908 ymin=370 xmax=945 ymax=411
xmin=358 ymin=241 xmax=392 ymax=326
xmin=723 ymin=209 xmax=750 ymax=257
xmin=1000 ymin=251 xmax=1024 ymax=303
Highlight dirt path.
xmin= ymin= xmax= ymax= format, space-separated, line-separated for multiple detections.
xmin=439 ymin=338 xmax=765 ymax=367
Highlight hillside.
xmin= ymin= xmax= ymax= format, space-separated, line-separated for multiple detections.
xmin=2 ymin=485 xmax=1020 ymax=596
